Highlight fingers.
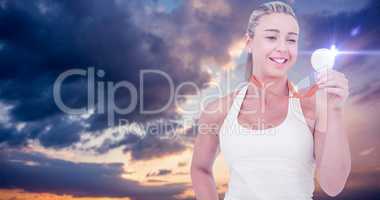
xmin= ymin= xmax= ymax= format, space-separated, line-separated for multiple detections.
xmin=317 ymin=69 xmax=345 ymax=80
xmin=317 ymin=75 xmax=348 ymax=86
xmin=317 ymin=69 xmax=349 ymax=89
xmin=318 ymin=79 xmax=348 ymax=90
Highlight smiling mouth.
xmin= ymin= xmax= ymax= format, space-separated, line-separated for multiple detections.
xmin=269 ymin=57 xmax=288 ymax=64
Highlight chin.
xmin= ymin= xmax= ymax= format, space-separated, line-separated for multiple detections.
xmin=263 ymin=60 xmax=290 ymax=72
xmin=265 ymin=66 xmax=290 ymax=78
xmin=269 ymin=72 xmax=287 ymax=79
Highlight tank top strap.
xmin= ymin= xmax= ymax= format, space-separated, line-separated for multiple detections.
xmin=226 ymin=84 xmax=249 ymax=121
xmin=288 ymin=81 xmax=312 ymax=122
xmin=289 ymin=94 xmax=309 ymax=125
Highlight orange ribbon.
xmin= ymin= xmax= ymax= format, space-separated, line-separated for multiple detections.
xmin=249 ymin=75 xmax=319 ymax=98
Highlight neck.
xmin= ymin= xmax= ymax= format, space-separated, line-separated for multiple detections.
xmin=250 ymin=73 xmax=289 ymax=97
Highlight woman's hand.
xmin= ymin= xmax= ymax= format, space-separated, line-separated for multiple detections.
xmin=316 ymin=69 xmax=350 ymax=110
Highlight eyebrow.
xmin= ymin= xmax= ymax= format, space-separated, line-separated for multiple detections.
xmin=264 ymin=29 xmax=298 ymax=35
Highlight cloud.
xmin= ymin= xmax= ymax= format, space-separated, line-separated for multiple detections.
xmin=177 ymin=161 xmax=187 ymax=167
xmin=126 ymin=135 xmax=187 ymax=161
xmin=146 ymin=169 xmax=173 ymax=177
xmin=0 ymin=149 xmax=186 ymax=199
xmin=0 ymin=113 xmax=85 ymax=149
xmin=80 ymin=119 xmax=189 ymax=160
xmin=0 ymin=0 xmax=210 ymax=148
xmin=291 ymin=0 xmax=372 ymax=16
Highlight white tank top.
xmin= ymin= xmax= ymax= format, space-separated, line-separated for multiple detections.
xmin=219 ymin=84 xmax=316 ymax=200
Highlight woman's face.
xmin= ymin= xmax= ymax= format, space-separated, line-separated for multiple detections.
xmin=248 ymin=13 xmax=299 ymax=78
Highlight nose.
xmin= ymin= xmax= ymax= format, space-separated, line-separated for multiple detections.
xmin=275 ymin=40 xmax=288 ymax=53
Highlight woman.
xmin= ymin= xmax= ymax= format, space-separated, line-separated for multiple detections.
xmin=191 ymin=1 xmax=351 ymax=200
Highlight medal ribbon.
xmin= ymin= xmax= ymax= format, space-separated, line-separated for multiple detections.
xmin=249 ymin=75 xmax=319 ymax=98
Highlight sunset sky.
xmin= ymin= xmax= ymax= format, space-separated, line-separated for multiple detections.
xmin=0 ymin=0 xmax=379 ymax=200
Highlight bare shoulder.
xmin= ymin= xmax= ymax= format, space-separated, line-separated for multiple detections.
xmin=191 ymin=88 xmax=241 ymax=173
xmin=198 ymin=89 xmax=240 ymax=134
xmin=191 ymin=89 xmax=240 ymax=168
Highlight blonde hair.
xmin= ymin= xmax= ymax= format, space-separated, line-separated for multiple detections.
xmin=245 ymin=1 xmax=297 ymax=80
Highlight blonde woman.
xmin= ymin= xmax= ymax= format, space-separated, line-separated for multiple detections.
xmin=191 ymin=1 xmax=351 ymax=200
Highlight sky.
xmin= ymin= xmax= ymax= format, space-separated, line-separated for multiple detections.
xmin=0 ymin=0 xmax=379 ymax=199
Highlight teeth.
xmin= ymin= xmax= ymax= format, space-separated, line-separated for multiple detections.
xmin=270 ymin=57 xmax=287 ymax=64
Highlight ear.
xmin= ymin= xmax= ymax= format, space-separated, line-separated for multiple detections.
xmin=245 ymin=33 xmax=253 ymax=53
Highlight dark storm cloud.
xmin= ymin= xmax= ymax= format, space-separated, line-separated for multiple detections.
xmin=0 ymin=149 xmax=186 ymax=198
xmin=146 ymin=169 xmax=173 ymax=177
xmin=37 ymin=117 xmax=84 ymax=148
xmin=95 ymin=128 xmax=187 ymax=161
xmin=0 ymin=114 xmax=85 ymax=149
xmin=76 ymin=0 xmax=258 ymax=155
xmin=95 ymin=132 xmax=142 ymax=154
xmin=126 ymin=133 xmax=187 ymax=160
xmin=88 ymin=118 xmax=189 ymax=161
xmin=128 ymin=0 xmax=261 ymax=67
xmin=0 ymin=0 xmax=210 ymax=148
xmin=0 ymin=124 xmax=27 ymax=146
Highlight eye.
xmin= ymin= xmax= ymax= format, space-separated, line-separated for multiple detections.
xmin=266 ymin=36 xmax=277 ymax=41
xmin=287 ymin=39 xmax=297 ymax=43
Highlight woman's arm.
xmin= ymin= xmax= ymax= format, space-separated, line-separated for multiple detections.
xmin=314 ymin=106 xmax=351 ymax=196
xmin=191 ymin=129 xmax=220 ymax=200
xmin=191 ymin=92 xmax=236 ymax=200
xmin=314 ymin=69 xmax=351 ymax=197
